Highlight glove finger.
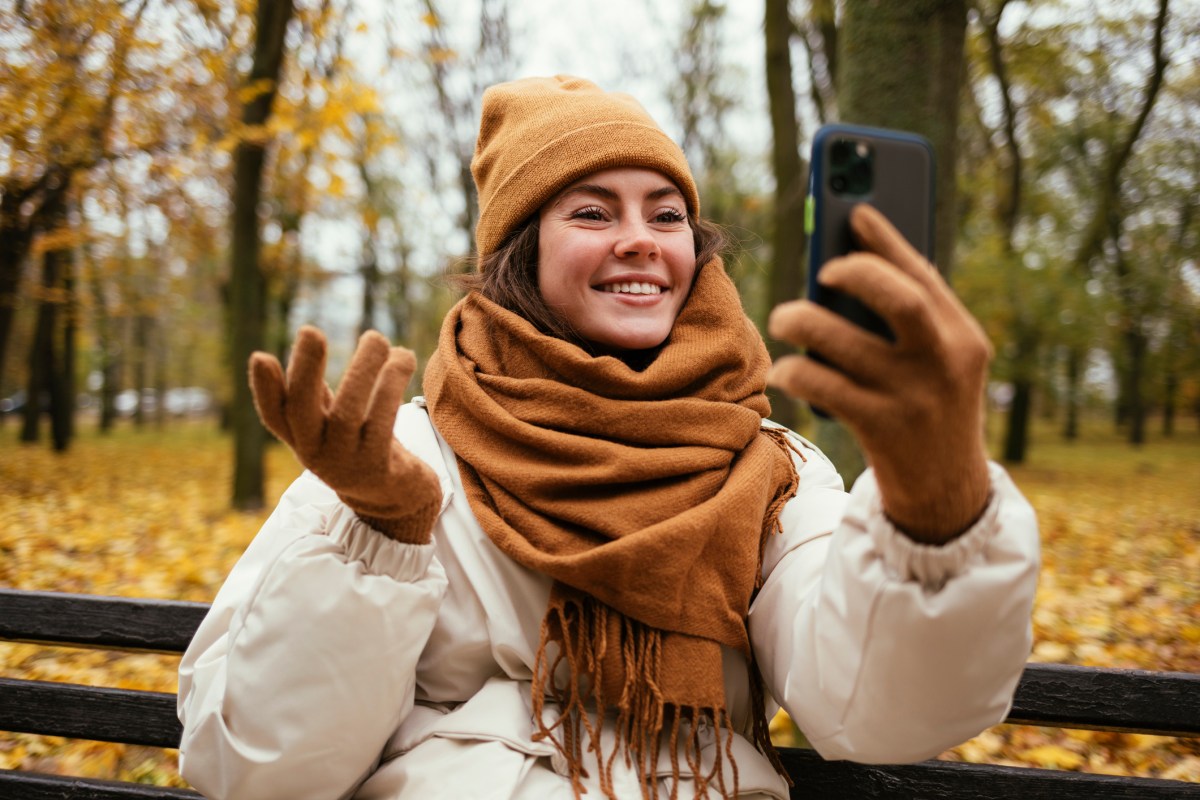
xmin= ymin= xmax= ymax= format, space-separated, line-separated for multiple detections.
xmin=851 ymin=204 xmax=941 ymax=288
xmin=248 ymin=352 xmax=293 ymax=445
xmin=768 ymin=299 xmax=891 ymax=382
xmin=330 ymin=330 xmax=391 ymax=430
xmin=768 ymin=354 xmax=883 ymax=426
xmin=816 ymin=253 xmax=940 ymax=351
xmin=363 ymin=347 xmax=417 ymax=448
xmin=285 ymin=325 xmax=330 ymax=452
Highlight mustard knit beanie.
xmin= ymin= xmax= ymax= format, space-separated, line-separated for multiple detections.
xmin=471 ymin=75 xmax=700 ymax=260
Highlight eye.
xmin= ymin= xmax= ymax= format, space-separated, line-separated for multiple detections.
xmin=570 ymin=205 xmax=608 ymax=222
xmin=653 ymin=208 xmax=687 ymax=224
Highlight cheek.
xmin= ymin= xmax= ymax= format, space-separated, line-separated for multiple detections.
xmin=669 ymin=242 xmax=699 ymax=290
xmin=535 ymin=238 xmax=571 ymax=301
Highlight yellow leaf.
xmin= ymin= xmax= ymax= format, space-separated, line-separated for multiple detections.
xmin=1022 ymin=745 xmax=1085 ymax=770
xmin=767 ymin=709 xmax=791 ymax=737
xmin=0 ymin=743 xmax=27 ymax=769
xmin=1032 ymin=640 xmax=1072 ymax=662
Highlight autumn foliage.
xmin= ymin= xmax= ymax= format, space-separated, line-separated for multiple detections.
xmin=2 ymin=416 xmax=1198 ymax=786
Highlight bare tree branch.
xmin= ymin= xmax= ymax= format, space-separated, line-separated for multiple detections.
xmin=1072 ymin=0 xmax=1170 ymax=270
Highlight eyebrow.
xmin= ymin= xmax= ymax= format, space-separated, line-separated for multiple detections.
xmin=553 ymin=183 xmax=685 ymax=206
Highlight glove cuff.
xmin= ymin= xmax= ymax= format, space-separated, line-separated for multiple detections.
xmin=357 ymin=497 xmax=440 ymax=545
xmin=879 ymin=455 xmax=992 ymax=545
xmin=345 ymin=483 xmax=443 ymax=545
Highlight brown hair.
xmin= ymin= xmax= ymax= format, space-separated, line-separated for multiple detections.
xmin=452 ymin=214 xmax=729 ymax=350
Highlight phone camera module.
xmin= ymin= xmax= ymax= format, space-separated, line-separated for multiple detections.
xmin=828 ymin=138 xmax=874 ymax=198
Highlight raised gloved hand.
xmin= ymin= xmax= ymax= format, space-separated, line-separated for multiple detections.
xmin=767 ymin=204 xmax=992 ymax=545
xmin=249 ymin=326 xmax=442 ymax=544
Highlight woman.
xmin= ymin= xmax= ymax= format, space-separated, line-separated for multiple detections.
xmin=177 ymin=76 xmax=1039 ymax=800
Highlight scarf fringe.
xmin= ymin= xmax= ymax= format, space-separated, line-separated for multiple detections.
xmin=533 ymin=594 xmax=794 ymax=800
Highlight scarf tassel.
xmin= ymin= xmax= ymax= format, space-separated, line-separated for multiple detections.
xmin=532 ymin=595 xmax=781 ymax=800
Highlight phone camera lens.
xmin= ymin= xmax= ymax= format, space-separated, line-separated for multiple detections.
xmin=831 ymin=175 xmax=847 ymax=192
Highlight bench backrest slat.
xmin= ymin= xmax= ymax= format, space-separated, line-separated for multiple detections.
xmin=0 ymin=589 xmax=209 ymax=653
xmin=1009 ymin=662 xmax=1200 ymax=737
xmin=0 ymin=678 xmax=182 ymax=748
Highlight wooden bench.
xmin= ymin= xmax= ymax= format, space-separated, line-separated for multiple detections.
xmin=1 ymin=587 xmax=1197 ymax=799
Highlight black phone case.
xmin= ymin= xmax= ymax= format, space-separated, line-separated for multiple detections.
xmin=805 ymin=124 xmax=935 ymax=418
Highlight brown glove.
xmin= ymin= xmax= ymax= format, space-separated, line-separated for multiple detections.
xmin=249 ymin=325 xmax=442 ymax=544
xmin=768 ymin=203 xmax=991 ymax=545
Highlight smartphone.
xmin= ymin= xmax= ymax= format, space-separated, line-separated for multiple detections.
xmin=805 ymin=123 xmax=935 ymax=417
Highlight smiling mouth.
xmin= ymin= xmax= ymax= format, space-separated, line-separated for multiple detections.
xmin=597 ymin=281 xmax=663 ymax=296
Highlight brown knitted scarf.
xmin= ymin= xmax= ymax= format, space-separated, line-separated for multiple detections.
xmin=423 ymin=260 xmax=800 ymax=799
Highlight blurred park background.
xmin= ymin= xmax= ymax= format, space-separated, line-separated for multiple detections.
xmin=1 ymin=0 xmax=1198 ymax=788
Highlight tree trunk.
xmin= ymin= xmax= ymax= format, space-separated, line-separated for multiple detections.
xmin=359 ymin=238 xmax=380 ymax=337
xmin=839 ymin=0 xmax=967 ymax=277
xmin=272 ymin=274 xmax=298 ymax=364
xmin=1003 ymin=379 xmax=1033 ymax=463
xmin=153 ymin=316 xmax=168 ymax=429
xmin=1063 ymin=347 xmax=1081 ymax=440
xmin=89 ymin=259 xmax=119 ymax=433
xmin=59 ymin=242 xmax=76 ymax=445
xmin=815 ymin=0 xmax=969 ymax=485
xmin=388 ymin=241 xmax=413 ymax=346
xmin=21 ymin=181 xmax=71 ymax=450
xmin=132 ymin=311 xmax=150 ymax=428
xmin=983 ymin=0 xmax=1037 ymax=463
xmin=20 ymin=254 xmax=56 ymax=444
xmin=763 ymin=0 xmax=806 ymax=432
xmin=1000 ymin=330 xmax=1037 ymax=463
xmin=229 ymin=0 xmax=295 ymax=510
xmin=1125 ymin=327 xmax=1146 ymax=446
xmin=0 ymin=185 xmax=34 ymax=391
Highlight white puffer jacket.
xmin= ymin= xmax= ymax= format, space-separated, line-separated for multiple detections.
xmin=177 ymin=399 xmax=1040 ymax=799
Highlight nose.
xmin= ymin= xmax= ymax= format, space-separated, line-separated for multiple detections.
xmin=614 ymin=218 xmax=659 ymax=260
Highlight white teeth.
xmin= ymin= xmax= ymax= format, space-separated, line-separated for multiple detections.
xmin=600 ymin=281 xmax=661 ymax=295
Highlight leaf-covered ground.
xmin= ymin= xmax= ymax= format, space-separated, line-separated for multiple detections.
xmin=2 ymin=416 xmax=1197 ymax=786
xmin=943 ymin=418 xmax=1200 ymax=781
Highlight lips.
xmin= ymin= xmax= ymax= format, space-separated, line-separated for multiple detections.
xmin=596 ymin=281 xmax=663 ymax=295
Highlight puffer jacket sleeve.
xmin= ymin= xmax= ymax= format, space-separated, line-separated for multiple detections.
xmin=177 ymin=469 xmax=449 ymax=800
xmin=748 ymin=436 xmax=1040 ymax=764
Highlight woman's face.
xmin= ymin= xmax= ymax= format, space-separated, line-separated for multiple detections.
xmin=537 ymin=167 xmax=697 ymax=352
